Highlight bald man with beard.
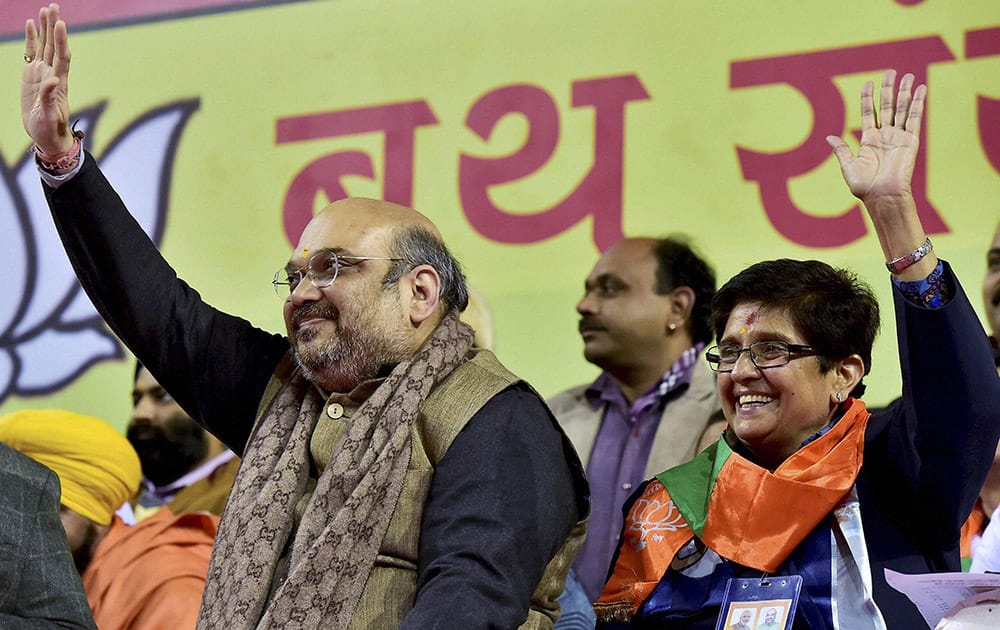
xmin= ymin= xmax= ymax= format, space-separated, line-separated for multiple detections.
xmin=20 ymin=5 xmax=587 ymax=628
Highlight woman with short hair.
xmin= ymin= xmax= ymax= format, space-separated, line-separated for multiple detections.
xmin=595 ymin=70 xmax=1000 ymax=629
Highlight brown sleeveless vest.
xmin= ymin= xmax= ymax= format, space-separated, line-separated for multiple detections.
xmin=255 ymin=349 xmax=587 ymax=629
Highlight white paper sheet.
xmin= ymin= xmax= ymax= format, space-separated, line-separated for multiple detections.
xmin=884 ymin=569 xmax=1000 ymax=628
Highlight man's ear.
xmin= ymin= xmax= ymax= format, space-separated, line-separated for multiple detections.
xmin=406 ymin=264 xmax=441 ymax=325
xmin=667 ymin=286 xmax=695 ymax=327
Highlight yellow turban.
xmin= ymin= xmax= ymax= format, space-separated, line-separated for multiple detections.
xmin=0 ymin=409 xmax=141 ymax=526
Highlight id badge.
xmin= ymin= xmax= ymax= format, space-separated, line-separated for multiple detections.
xmin=715 ymin=574 xmax=802 ymax=630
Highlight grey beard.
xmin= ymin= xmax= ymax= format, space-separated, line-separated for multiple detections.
xmin=293 ymin=320 xmax=409 ymax=392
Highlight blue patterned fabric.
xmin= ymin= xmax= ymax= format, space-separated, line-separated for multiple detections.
xmin=892 ymin=261 xmax=950 ymax=309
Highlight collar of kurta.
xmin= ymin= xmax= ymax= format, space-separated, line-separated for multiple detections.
xmin=585 ymin=343 xmax=705 ymax=411
xmin=596 ymin=398 xmax=869 ymax=621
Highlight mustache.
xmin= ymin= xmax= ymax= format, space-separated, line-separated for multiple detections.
xmin=992 ymin=285 xmax=1000 ymax=308
xmin=292 ymin=302 xmax=337 ymax=327
xmin=127 ymin=414 xmax=204 ymax=442
xmin=578 ymin=316 xmax=605 ymax=334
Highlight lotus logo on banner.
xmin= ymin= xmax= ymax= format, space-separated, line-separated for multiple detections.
xmin=0 ymin=99 xmax=198 ymax=403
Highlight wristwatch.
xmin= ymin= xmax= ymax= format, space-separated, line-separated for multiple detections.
xmin=885 ymin=237 xmax=932 ymax=274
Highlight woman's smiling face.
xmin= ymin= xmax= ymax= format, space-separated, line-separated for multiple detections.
xmin=718 ymin=302 xmax=843 ymax=468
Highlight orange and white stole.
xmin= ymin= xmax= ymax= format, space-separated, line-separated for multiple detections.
xmin=595 ymin=399 xmax=870 ymax=622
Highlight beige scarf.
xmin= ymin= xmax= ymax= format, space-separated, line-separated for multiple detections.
xmin=198 ymin=311 xmax=474 ymax=628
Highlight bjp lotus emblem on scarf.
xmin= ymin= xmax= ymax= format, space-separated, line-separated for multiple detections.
xmin=0 ymin=100 xmax=198 ymax=403
xmin=627 ymin=483 xmax=688 ymax=551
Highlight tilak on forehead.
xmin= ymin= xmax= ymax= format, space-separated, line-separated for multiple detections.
xmin=738 ymin=309 xmax=758 ymax=335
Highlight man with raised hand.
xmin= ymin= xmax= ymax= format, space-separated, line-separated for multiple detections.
xmin=20 ymin=4 xmax=587 ymax=629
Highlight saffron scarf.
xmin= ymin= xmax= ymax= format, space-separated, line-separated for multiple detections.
xmin=198 ymin=311 xmax=474 ymax=629
xmin=596 ymin=398 xmax=870 ymax=621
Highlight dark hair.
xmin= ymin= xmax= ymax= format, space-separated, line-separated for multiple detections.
xmin=382 ymin=226 xmax=470 ymax=314
xmin=711 ymin=259 xmax=880 ymax=398
xmin=652 ymin=237 xmax=717 ymax=345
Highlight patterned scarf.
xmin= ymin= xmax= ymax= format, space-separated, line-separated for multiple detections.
xmin=198 ymin=311 xmax=474 ymax=629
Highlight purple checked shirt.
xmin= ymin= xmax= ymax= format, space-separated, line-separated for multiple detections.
xmin=573 ymin=343 xmax=705 ymax=600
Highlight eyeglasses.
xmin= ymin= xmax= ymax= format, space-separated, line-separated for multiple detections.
xmin=706 ymin=340 xmax=816 ymax=373
xmin=272 ymin=249 xmax=404 ymax=298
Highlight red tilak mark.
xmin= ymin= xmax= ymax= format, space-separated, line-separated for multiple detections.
xmin=745 ymin=311 xmax=758 ymax=326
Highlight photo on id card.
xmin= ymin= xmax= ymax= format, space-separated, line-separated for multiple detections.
xmin=715 ymin=575 xmax=801 ymax=630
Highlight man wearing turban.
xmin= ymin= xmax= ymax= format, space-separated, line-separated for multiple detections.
xmin=0 ymin=409 xmax=219 ymax=629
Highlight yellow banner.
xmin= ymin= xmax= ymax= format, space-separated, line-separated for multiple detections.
xmin=0 ymin=0 xmax=997 ymax=431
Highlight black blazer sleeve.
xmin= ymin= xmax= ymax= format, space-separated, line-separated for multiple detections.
xmin=43 ymin=154 xmax=289 ymax=453
xmin=861 ymin=263 xmax=1000 ymax=627
xmin=877 ymin=262 xmax=1000 ymax=541
xmin=402 ymin=384 xmax=586 ymax=629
